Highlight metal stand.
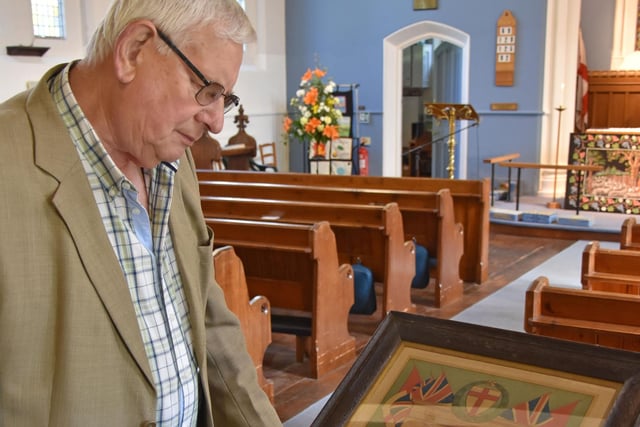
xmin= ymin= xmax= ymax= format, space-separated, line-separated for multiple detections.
xmin=425 ymin=103 xmax=479 ymax=179
xmin=547 ymin=105 xmax=566 ymax=209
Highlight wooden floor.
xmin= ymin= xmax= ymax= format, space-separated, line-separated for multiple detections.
xmin=266 ymin=227 xmax=604 ymax=422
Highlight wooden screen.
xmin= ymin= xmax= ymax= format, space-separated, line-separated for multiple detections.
xmin=588 ymin=70 xmax=640 ymax=128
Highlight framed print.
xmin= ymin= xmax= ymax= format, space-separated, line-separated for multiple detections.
xmin=329 ymin=138 xmax=353 ymax=160
xmin=312 ymin=312 xmax=640 ymax=426
xmin=334 ymin=94 xmax=348 ymax=114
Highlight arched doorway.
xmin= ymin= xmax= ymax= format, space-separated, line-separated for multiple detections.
xmin=383 ymin=21 xmax=470 ymax=177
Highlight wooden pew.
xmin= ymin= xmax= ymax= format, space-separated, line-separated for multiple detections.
xmin=620 ymin=217 xmax=640 ymax=250
xmin=581 ymin=241 xmax=640 ymax=295
xmin=525 ymin=276 xmax=640 ymax=352
xmin=210 ymin=219 xmax=356 ymax=379
xmin=212 ymin=246 xmax=274 ymax=401
xmin=198 ymin=180 xmax=464 ymax=307
xmin=201 ymin=197 xmax=416 ymax=315
xmin=197 ymin=170 xmax=489 ymax=285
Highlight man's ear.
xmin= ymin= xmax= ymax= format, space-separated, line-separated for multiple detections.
xmin=113 ymin=20 xmax=156 ymax=84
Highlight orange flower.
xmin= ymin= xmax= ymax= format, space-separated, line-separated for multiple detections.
xmin=301 ymin=68 xmax=313 ymax=82
xmin=322 ymin=125 xmax=339 ymax=140
xmin=283 ymin=116 xmax=292 ymax=132
xmin=303 ymin=87 xmax=319 ymax=105
xmin=313 ymin=68 xmax=326 ymax=78
xmin=304 ymin=117 xmax=322 ymax=134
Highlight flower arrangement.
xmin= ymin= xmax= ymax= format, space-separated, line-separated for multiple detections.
xmin=283 ymin=67 xmax=342 ymax=155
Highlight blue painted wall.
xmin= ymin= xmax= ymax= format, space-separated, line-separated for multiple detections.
xmin=285 ymin=0 xmax=550 ymax=190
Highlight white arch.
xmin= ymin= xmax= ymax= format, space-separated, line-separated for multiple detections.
xmin=382 ymin=21 xmax=470 ymax=177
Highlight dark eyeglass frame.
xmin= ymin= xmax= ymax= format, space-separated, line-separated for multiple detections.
xmin=157 ymin=30 xmax=240 ymax=113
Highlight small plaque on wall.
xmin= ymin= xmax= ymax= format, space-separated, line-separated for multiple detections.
xmin=413 ymin=0 xmax=438 ymax=10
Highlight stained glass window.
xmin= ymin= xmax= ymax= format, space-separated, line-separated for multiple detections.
xmin=31 ymin=0 xmax=65 ymax=39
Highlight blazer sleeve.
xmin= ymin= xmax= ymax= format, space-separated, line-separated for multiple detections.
xmin=179 ymin=150 xmax=282 ymax=427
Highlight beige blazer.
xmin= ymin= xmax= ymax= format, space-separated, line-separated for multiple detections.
xmin=0 ymin=65 xmax=281 ymax=427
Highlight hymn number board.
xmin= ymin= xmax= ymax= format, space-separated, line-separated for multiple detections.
xmin=495 ymin=10 xmax=517 ymax=86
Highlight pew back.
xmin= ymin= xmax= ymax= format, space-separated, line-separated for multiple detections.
xmin=525 ymin=276 xmax=640 ymax=351
xmin=198 ymin=180 xmax=464 ymax=307
xmin=202 ymin=197 xmax=416 ymax=314
xmin=197 ymin=170 xmax=489 ymax=284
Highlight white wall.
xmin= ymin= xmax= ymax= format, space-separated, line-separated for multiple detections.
xmin=0 ymin=0 xmax=99 ymax=102
xmin=0 ymin=0 xmax=288 ymax=169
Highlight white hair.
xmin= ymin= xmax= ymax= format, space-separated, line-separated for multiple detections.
xmin=85 ymin=0 xmax=255 ymax=64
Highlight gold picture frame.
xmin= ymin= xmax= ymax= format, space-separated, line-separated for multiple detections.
xmin=413 ymin=0 xmax=438 ymax=10
xmin=312 ymin=312 xmax=640 ymax=426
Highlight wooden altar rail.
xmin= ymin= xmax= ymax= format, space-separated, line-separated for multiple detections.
xmin=582 ymin=241 xmax=640 ymax=295
xmin=197 ymin=170 xmax=489 ymax=285
xmin=210 ymin=220 xmax=356 ymax=379
xmin=212 ymin=246 xmax=274 ymax=399
xmin=198 ymin=181 xmax=464 ymax=308
xmin=483 ymin=152 xmax=520 ymax=206
xmin=620 ymin=217 xmax=640 ymax=251
xmin=201 ymin=197 xmax=416 ymax=316
xmin=525 ymin=276 xmax=640 ymax=352
xmin=497 ymin=162 xmax=603 ymax=214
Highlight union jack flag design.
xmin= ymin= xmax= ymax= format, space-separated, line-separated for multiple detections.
xmin=500 ymin=393 xmax=580 ymax=426
xmin=384 ymin=368 xmax=454 ymax=424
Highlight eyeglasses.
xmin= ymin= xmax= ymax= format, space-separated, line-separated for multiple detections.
xmin=157 ymin=30 xmax=240 ymax=113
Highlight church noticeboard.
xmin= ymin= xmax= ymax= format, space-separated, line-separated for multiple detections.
xmin=312 ymin=312 xmax=640 ymax=426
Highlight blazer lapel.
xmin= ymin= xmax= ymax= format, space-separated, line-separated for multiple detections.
xmin=169 ymin=168 xmax=208 ymax=372
xmin=28 ymin=71 xmax=155 ymax=386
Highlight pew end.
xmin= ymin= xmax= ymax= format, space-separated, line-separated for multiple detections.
xmin=212 ymin=245 xmax=274 ymax=402
xmin=620 ymin=217 xmax=640 ymax=251
xmin=581 ymin=240 xmax=640 ymax=295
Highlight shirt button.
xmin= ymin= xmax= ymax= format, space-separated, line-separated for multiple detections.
xmin=132 ymin=208 xmax=141 ymax=215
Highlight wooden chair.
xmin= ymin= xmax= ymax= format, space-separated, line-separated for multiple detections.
xmin=258 ymin=142 xmax=278 ymax=170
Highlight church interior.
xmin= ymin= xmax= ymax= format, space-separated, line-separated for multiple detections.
xmin=3 ymin=0 xmax=640 ymax=425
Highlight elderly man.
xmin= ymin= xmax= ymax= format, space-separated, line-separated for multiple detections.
xmin=0 ymin=0 xmax=282 ymax=426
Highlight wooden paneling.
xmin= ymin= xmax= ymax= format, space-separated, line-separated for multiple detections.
xmin=588 ymin=70 xmax=640 ymax=129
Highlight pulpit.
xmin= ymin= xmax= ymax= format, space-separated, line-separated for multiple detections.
xmin=224 ymin=105 xmax=257 ymax=170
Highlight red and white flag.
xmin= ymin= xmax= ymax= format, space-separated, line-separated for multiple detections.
xmin=575 ymin=28 xmax=589 ymax=132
